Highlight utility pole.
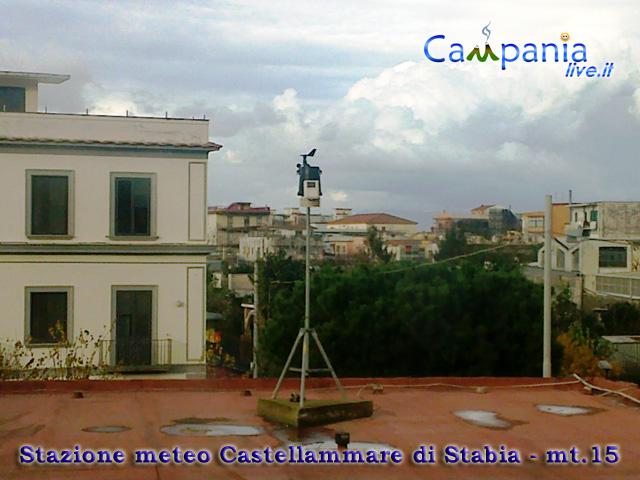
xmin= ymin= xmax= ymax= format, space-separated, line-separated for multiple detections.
xmin=252 ymin=261 xmax=259 ymax=379
xmin=543 ymin=194 xmax=552 ymax=378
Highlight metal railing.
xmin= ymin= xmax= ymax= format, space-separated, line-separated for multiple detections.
xmin=596 ymin=275 xmax=640 ymax=299
xmin=98 ymin=338 xmax=172 ymax=371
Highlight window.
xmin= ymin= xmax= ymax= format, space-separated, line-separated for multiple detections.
xmin=0 ymin=86 xmax=26 ymax=112
xmin=26 ymin=170 xmax=74 ymax=237
xmin=111 ymin=174 xmax=155 ymax=237
xmin=590 ymin=210 xmax=598 ymax=222
xmin=528 ymin=218 xmax=544 ymax=229
xmin=244 ymin=217 xmax=250 ymax=227
xmin=599 ymin=246 xmax=627 ymax=268
xmin=571 ymin=250 xmax=580 ymax=272
xmin=25 ymin=288 xmax=73 ymax=345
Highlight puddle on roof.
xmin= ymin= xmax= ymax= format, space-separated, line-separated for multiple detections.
xmin=536 ymin=404 xmax=597 ymax=416
xmin=161 ymin=423 xmax=262 ymax=437
xmin=454 ymin=410 xmax=514 ymax=429
xmin=82 ymin=426 xmax=131 ymax=433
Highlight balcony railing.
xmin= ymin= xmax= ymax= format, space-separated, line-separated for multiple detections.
xmin=596 ymin=275 xmax=640 ymax=299
xmin=98 ymin=338 xmax=172 ymax=372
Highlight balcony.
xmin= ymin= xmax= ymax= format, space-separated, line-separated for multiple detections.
xmin=596 ymin=275 xmax=640 ymax=299
xmin=98 ymin=338 xmax=173 ymax=372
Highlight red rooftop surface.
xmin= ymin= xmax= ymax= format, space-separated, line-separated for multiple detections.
xmin=1 ymin=376 xmax=639 ymax=479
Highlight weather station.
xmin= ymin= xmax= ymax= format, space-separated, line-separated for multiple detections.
xmin=257 ymin=149 xmax=373 ymax=427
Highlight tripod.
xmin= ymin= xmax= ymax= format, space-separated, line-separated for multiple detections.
xmin=270 ymin=206 xmax=345 ymax=407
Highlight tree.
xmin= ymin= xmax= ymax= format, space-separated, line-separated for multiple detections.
xmin=436 ymin=227 xmax=467 ymax=260
xmin=260 ymin=259 xmax=551 ymax=377
xmin=365 ymin=226 xmax=391 ymax=263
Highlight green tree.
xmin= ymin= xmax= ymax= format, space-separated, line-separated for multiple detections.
xmin=260 ymin=259 xmax=552 ymax=377
xmin=365 ymin=226 xmax=391 ymax=263
xmin=436 ymin=227 xmax=467 ymax=260
xmin=206 ymin=284 xmax=244 ymax=357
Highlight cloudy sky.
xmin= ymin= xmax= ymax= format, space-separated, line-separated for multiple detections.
xmin=2 ymin=0 xmax=639 ymax=227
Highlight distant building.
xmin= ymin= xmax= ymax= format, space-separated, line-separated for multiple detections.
xmin=327 ymin=213 xmax=417 ymax=238
xmin=238 ymin=224 xmax=323 ymax=262
xmin=534 ymin=201 xmax=640 ymax=302
xmin=520 ymin=203 xmax=570 ymax=243
xmin=487 ymin=205 xmax=521 ymax=236
xmin=333 ymin=207 xmax=353 ymax=220
xmin=386 ymin=239 xmax=425 ymax=262
xmin=207 ymin=202 xmax=271 ymax=259
xmin=566 ymin=202 xmax=640 ymax=241
xmin=324 ymin=234 xmax=367 ymax=257
xmin=274 ymin=207 xmax=334 ymax=226
xmin=433 ymin=211 xmax=489 ymax=237
xmin=470 ymin=204 xmax=494 ymax=217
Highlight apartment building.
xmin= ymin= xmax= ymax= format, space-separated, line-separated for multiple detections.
xmin=238 ymin=224 xmax=323 ymax=262
xmin=520 ymin=203 xmax=569 ymax=243
xmin=566 ymin=202 xmax=640 ymax=241
xmin=207 ymin=202 xmax=270 ymax=260
xmin=326 ymin=213 xmax=417 ymax=237
xmin=535 ymin=201 xmax=640 ymax=302
xmin=0 ymin=71 xmax=220 ymax=374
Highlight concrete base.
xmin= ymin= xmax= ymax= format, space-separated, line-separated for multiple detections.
xmin=257 ymin=398 xmax=373 ymax=427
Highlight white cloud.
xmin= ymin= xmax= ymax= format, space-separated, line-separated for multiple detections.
xmin=2 ymin=0 xmax=640 ymax=227
xmin=329 ymin=190 xmax=349 ymax=202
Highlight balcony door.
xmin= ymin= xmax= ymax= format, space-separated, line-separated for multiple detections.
xmin=114 ymin=288 xmax=154 ymax=367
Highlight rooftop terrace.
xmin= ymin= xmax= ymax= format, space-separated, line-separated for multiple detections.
xmin=1 ymin=376 xmax=638 ymax=479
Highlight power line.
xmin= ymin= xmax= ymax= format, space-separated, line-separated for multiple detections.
xmin=381 ymin=244 xmax=512 ymax=275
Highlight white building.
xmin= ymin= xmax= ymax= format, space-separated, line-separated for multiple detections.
xmin=0 ymin=71 xmax=221 ymax=374
xmin=326 ymin=213 xmax=418 ymax=237
xmin=207 ymin=202 xmax=271 ymax=260
xmin=566 ymin=202 xmax=640 ymax=241
xmin=534 ymin=202 xmax=640 ymax=302
xmin=238 ymin=224 xmax=323 ymax=262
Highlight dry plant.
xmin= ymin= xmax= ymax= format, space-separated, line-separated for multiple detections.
xmin=0 ymin=323 xmax=112 ymax=380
